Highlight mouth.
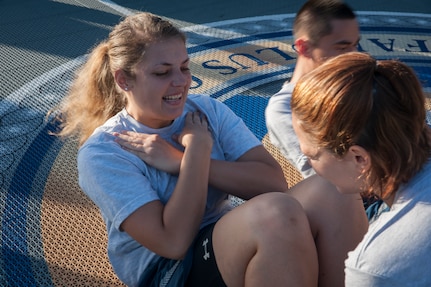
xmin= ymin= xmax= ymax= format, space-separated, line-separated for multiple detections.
xmin=163 ymin=94 xmax=182 ymax=102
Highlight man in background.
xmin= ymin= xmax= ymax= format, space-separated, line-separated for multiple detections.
xmin=265 ymin=1 xmax=367 ymax=286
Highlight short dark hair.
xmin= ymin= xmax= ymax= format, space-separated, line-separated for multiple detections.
xmin=293 ymin=0 xmax=356 ymax=46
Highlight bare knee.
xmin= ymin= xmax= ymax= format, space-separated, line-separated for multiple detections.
xmin=246 ymin=192 xmax=310 ymax=235
xmin=213 ymin=192 xmax=318 ymax=287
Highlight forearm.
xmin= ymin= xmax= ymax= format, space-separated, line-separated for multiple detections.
xmin=121 ymin=143 xmax=212 ymax=260
xmin=208 ymin=148 xmax=287 ymax=199
xmin=163 ymin=142 xmax=211 ymax=253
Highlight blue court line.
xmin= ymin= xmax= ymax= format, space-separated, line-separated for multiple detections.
xmin=2 ymin=122 xmax=58 ymax=287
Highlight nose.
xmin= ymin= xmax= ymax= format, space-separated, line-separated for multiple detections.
xmin=172 ymin=70 xmax=189 ymax=87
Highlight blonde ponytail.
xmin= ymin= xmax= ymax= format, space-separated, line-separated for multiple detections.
xmin=54 ymin=41 xmax=126 ymax=145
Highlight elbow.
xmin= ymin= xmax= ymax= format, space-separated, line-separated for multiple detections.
xmin=166 ymin=239 xmax=190 ymax=260
xmin=268 ymin=164 xmax=289 ymax=192
xmin=169 ymin=250 xmax=188 ymax=261
xmin=154 ymin=237 xmax=192 ymax=260
xmin=274 ymin=179 xmax=288 ymax=193
xmin=163 ymin=246 xmax=190 ymax=261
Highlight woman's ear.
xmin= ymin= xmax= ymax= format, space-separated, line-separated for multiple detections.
xmin=114 ymin=70 xmax=131 ymax=91
xmin=349 ymin=145 xmax=371 ymax=172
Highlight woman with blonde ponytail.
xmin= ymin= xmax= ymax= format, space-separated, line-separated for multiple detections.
xmin=53 ymin=12 xmax=321 ymax=287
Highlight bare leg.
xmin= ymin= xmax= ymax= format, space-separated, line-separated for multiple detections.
xmin=288 ymin=175 xmax=368 ymax=287
xmin=213 ymin=192 xmax=318 ymax=287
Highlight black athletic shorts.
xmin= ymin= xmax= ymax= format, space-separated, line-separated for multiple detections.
xmin=186 ymin=222 xmax=227 ymax=287
xmin=138 ymin=222 xmax=227 ymax=287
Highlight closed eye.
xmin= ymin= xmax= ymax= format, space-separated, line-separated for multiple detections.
xmin=154 ymin=71 xmax=169 ymax=76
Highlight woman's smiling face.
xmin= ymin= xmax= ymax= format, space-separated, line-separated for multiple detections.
xmin=125 ymin=36 xmax=192 ymax=128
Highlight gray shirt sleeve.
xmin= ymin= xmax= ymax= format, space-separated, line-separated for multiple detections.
xmin=265 ymin=83 xmax=315 ymax=178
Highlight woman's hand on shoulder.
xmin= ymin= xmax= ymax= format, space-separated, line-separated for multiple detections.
xmin=113 ymin=131 xmax=183 ymax=174
xmin=175 ymin=111 xmax=213 ymax=152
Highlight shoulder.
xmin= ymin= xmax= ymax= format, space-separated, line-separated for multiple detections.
xmin=398 ymin=158 xmax=431 ymax=201
xmin=78 ymin=111 xmax=138 ymax=163
xmin=186 ymin=94 xmax=233 ymax=115
xmin=267 ymin=83 xmax=295 ymax=109
xmin=266 ymin=82 xmax=295 ymax=122
xmin=187 ymin=94 xmax=223 ymax=106
xmin=271 ymin=82 xmax=295 ymax=99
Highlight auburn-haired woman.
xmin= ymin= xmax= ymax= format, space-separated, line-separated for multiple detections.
xmin=291 ymin=51 xmax=431 ymax=286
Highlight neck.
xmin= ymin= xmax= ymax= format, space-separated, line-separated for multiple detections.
xmin=290 ymin=56 xmax=316 ymax=84
xmin=383 ymin=193 xmax=396 ymax=208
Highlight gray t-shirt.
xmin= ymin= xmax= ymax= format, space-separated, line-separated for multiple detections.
xmin=345 ymin=159 xmax=431 ymax=286
xmin=78 ymin=94 xmax=261 ymax=286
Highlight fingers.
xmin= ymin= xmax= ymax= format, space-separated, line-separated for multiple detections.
xmin=186 ymin=111 xmax=208 ymax=127
xmin=112 ymin=131 xmax=144 ymax=153
xmin=115 ymin=140 xmax=143 ymax=155
xmin=113 ymin=131 xmax=149 ymax=145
